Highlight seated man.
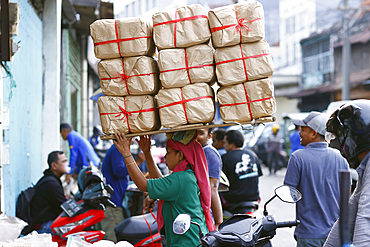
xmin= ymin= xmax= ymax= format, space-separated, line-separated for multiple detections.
xmin=221 ymin=130 xmax=263 ymax=210
xmin=30 ymin=151 xmax=68 ymax=234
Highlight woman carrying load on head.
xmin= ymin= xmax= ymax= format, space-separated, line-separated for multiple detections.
xmin=113 ymin=130 xmax=215 ymax=247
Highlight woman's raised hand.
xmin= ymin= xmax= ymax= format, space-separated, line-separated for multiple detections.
xmin=114 ymin=133 xmax=133 ymax=157
xmin=136 ymin=135 xmax=153 ymax=153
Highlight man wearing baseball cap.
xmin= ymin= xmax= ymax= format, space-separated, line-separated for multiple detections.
xmin=283 ymin=111 xmax=350 ymax=247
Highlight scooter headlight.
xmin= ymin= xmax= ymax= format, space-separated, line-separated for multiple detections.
xmin=53 ymin=215 xmax=94 ymax=235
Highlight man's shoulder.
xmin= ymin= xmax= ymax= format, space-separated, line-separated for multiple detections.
xmin=39 ymin=175 xmax=60 ymax=186
xmin=242 ymin=149 xmax=259 ymax=159
xmin=68 ymin=131 xmax=86 ymax=143
xmin=204 ymin=145 xmax=221 ymax=157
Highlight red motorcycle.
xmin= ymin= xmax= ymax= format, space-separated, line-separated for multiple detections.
xmin=50 ymin=167 xmax=115 ymax=246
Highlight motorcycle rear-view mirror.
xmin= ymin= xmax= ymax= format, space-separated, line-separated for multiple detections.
xmin=263 ymin=185 xmax=302 ymax=216
xmin=275 ymin=185 xmax=302 ymax=203
xmin=173 ymin=214 xmax=191 ymax=235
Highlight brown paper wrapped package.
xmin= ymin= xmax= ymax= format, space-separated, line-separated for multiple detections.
xmin=156 ymin=83 xmax=215 ymax=128
xmin=209 ymin=1 xmax=265 ymax=48
xmin=90 ymin=18 xmax=155 ymax=59
xmin=214 ymin=40 xmax=274 ymax=86
xmin=158 ymin=44 xmax=215 ymax=88
xmin=98 ymin=56 xmax=160 ymax=96
xmin=98 ymin=95 xmax=160 ymax=134
xmin=152 ymin=4 xmax=211 ymax=50
xmin=217 ymin=78 xmax=276 ymax=122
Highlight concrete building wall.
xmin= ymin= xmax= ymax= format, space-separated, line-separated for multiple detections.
xmin=42 ymin=0 xmax=62 ymax=171
xmin=278 ymin=0 xmax=316 ymax=74
xmin=275 ymin=96 xmax=299 ymax=123
xmin=2 ymin=0 xmax=43 ymax=215
xmin=114 ymin=0 xmax=188 ymax=21
xmin=0 ymin=66 xmax=3 ymax=214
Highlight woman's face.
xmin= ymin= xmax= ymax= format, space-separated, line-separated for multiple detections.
xmin=164 ymin=145 xmax=183 ymax=171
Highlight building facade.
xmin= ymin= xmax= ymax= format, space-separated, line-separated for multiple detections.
xmin=293 ymin=1 xmax=370 ymax=111
xmin=0 ymin=0 xmax=112 ymax=216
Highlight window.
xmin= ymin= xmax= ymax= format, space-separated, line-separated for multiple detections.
xmin=285 ymin=16 xmax=296 ymax=34
xmin=146 ymin=0 xmax=149 ymax=11
xmin=132 ymin=1 xmax=135 ymax=16
xmin=125 ymin=4 xmax=129 ymax=17
xmin=286 ymin=44 xmax=289 ymax=66
xmin=285 ymin=18 xmax=290 ymax=34
xmin=301 ymin=36 xmax=332 ymax=87
xmin=153 ymin=0 xmax=156 ymax=8
xmin=138 ymin=0 xmax=141 ymax=15
xmin=291 ymin=16 xmax=296 ymax=33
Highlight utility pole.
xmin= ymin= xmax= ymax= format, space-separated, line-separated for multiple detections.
xmin=341 ymin=0 xmax=351 ymax=100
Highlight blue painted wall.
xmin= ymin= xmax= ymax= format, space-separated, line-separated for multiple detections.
xmin=2 ymin=0 xmax=43 ymax=215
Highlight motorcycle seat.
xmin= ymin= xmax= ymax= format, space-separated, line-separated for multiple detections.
xmin=115 ymin=211 xmax=159 ymax=243
xmin=228 ymin=201 xmax=259 ymax=212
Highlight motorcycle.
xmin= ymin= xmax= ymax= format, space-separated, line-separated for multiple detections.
xmin=50 ymin=166 xmax=116 ymax=247
xmin=173 ymin=185 xmax=302 ymax=247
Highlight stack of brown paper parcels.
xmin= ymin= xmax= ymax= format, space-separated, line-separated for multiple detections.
xmin=154 ymin=4 xmax=216 ymax=128
xmin=91 ymin=18 xmax=161 ymax=134
xmin=209 ymin=1 xmax=276 ymax=122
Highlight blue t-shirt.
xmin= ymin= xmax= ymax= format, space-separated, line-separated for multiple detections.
xmin=101 ymin=145 xmax=129 ymax=207
xmin=67 ymin=130 xmax=100 ymax=174
xmin=289 ymin=130 xmax=304 ymax=155
xmin=217 ymin=148 xmax=227 ymax=156
xmin=204 ymin=144 xmax=222 ymax=179
xmin=284 ymin=142 xmax=350 ymax=239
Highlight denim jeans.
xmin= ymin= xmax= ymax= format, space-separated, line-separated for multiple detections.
xmin=295 ymin=235 xmax=326 ymax=247
xmin=36 ymin=220 xmax=54 ymax=235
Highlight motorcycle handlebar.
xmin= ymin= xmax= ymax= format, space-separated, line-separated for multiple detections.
xmin=276 ymin=220 xmax=300 ymax=228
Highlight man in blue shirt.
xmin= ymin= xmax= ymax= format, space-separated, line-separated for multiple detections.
xmin=101 ymin=144 xmax=130 ymax=242
xmin=284 ymin=112 xmax=350 ymax=247
xmin=289 ymin=124 xmax=304 ymax=155
xmin=197 ymin=127 xmax=223 ymax=229
xmin=60 ymin=123 xmax=100 ymax=183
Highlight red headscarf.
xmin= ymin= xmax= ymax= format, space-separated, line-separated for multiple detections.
xmin=155 ymin=138 xmax=215 ymax=232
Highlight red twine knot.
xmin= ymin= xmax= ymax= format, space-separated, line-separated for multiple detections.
xmin=235 ymin=18 xmax=252 ymax=32
xmin=118 ymin=73 xmax=130 ymax=82
xmin=115 ymin=106 xmax=132 ymax=121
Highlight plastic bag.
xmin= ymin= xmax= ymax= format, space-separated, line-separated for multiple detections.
xmin=0 ymin=215 xmax=28 ymax=242
xmin=114 ymin=241 xmax=134 ymax=247
xmin=0 ymin=231 xmax=57 ymax=247
xmin=65 ymin=237 xmax=134 ymax=247
xmin=91 ymin=240 xmax=133 ymax=246
xmin=66 ymin=236 xmax=92 ymax=247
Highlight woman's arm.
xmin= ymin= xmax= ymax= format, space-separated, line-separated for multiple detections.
xmin=137 ymin=135 xmax=163 ymax=179
xmin=114 ymin=133 xmax=148 ymax=192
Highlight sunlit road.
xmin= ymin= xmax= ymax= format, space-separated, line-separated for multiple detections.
xmin=258 ymin=165 xmax=297 ymax=247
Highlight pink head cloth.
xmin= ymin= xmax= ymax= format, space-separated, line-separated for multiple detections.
xmin=155 ymin=138 xmax=215 ymax=233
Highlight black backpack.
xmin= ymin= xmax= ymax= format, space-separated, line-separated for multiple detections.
xmin=16 ymin=176 xmax=54 ymax=235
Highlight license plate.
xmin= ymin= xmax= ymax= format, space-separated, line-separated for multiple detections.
xmin=60 ymin=198 xmax=83 ymax=218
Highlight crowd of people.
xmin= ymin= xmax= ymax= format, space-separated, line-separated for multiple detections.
xmin=24 ymin=99 xmax=370 ymax=247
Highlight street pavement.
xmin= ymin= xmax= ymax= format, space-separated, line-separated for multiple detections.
xmin=257 ymin=165 xmax=297 ymax=247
